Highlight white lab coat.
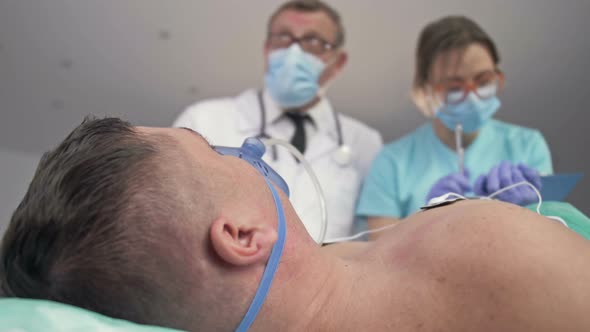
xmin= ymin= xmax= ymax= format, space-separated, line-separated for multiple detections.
xmin=173 ymin=89 xmax=383 ymax=242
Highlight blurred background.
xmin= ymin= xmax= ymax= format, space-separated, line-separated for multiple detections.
xmin=1 ymin=0 xmax=589 ymax=233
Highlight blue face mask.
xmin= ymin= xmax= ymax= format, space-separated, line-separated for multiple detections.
xmin=264 ymin=44 xmax=326 ymax=109
xmin=213 ymin=138 xmax=288 ymax=332
xmin=436 ymin=93 xmax=501 ymax=133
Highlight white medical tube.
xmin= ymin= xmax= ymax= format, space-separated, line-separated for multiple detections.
xmin=261 ymin=138 xmax=328 ymax=245
xmin=487 ymin=181 xmax=569 ymax=228
xmin=487 ymin=181 xmax=543 ymax=213
xmin=327 ymin=223 xmax=399 ymax=243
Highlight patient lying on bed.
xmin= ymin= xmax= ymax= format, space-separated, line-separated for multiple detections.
xmin=2 ymin=117 xmax=590 ymax=331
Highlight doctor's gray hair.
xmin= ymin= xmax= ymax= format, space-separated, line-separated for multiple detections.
xmin=268 ymin=0 xmax=345 ymax=48
xmin=414 ymin=15 xmax=500 ymax=88
xmin=0 ymin=117 xmax=200 ymax=330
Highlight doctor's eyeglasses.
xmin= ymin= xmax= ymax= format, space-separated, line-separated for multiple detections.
xmin=267 ymin=32 xmax=335 ymax=55
xmin=434 ymin=70 xmax=505 ymax=105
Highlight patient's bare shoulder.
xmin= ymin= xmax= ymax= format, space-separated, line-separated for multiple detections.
xmin=424 ymin=199 xmax=590 ymax=259
xmin=400 ymin=199 xmax=587 ymax=252
xmin=405 ymin=200 xmax=590 ymax=331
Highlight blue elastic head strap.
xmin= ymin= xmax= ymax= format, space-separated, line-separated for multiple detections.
xmin=213 ymin=138 xmax=290 ymax=197
xmin=234 ymin=178 xmax=286 ymax=332
xmin=212 ymin=138 xmax=288 ymax=331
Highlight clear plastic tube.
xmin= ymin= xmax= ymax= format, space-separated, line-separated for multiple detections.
xmin=261 ymin=138 xmax=328 ymax=245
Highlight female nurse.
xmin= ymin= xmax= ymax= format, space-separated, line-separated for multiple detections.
xmin=356 ymin=16 xmax=552 ymax=235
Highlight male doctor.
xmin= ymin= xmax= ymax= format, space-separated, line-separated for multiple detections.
xmin=174 ymin=0 xmax=382 ymax=242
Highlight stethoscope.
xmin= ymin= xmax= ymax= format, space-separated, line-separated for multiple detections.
xmin=256 ymin=90 xmax=353 ymax=166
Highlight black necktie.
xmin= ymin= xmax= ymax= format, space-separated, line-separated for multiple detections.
xmin=284 ymin=112 xmax=311 ymax=155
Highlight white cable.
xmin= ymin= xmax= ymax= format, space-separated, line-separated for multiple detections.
xmin=280 ymin=173 xmax=569 ymax=245
xmin=325 ymin=223 xmax=400 ymax=243
xmin=448 ymin=193 xmax=467 ymax=200
xmin=487 ymin=181 xmax=542 ymax=214
xmin=487 ymin=180 xmax=569 ymax=228
xmin=329 ymin=181 xmax=570 ymax=244
xmin=328 ymin=192 xmax=468 ymax=244
xmin=547 ymin=216 xmax=569 ymax=228
xmin=261 ymin=138 xmax=328 ymax=245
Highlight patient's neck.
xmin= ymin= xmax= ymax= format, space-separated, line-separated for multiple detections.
xmin=248 ymin=204 xmax=372 ymax=331
xmin=251 ymin=243 xmax=364 ymax=331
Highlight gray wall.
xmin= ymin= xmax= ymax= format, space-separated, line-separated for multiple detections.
xmin=0 ymin=149 xmax=39 ymax=234
xmin=1 ymin=0 xmax=589 ymax=233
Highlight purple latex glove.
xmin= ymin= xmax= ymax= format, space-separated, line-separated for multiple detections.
xmin=426 ymin=169 xmax=472 ymax=204
xmin=517 ymin=163 xmax=542 ymax=189
xmin=474 ymin=161 xmax=541 ymax=205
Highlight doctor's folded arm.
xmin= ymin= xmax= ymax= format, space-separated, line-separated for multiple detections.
xmin=173 ymin=0 xmax=382 ymax=242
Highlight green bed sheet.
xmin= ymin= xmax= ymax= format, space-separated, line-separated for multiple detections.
xmin=527 ymin=201 xmax=590 ymax=240
xmin=0 ymin=297 xmax=182 ymax=332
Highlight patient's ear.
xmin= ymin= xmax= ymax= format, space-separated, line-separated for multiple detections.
xmin=210 ymin=216 xmax=277 ymax=266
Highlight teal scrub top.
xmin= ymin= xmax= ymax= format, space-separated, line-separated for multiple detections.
xmin=356 ymin=119 xmax=553 ymax=219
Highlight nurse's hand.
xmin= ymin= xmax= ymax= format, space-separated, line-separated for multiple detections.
xmin=474 ymin=161 xmax=541 ymax=205
xmin=426 ymin=170 xmax=472 ymax=204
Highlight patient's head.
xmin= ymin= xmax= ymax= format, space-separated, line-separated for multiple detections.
xmin=0 ymin=117 xmax=295 ymax=330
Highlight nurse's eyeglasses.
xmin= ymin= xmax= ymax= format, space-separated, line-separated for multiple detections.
xmin=434 ymin=70 xmax=505 ymax=105
xmin=267 ymin=32 xmax=336 ymax=55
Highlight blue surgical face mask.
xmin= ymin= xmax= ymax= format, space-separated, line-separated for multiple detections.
xmin=436 ymin=93 xmax=501 ymax=133
xmin=264 ymin=44 xmax=326 ymax=109
xmin=213 ymin=138 xmax=287 ymax=332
